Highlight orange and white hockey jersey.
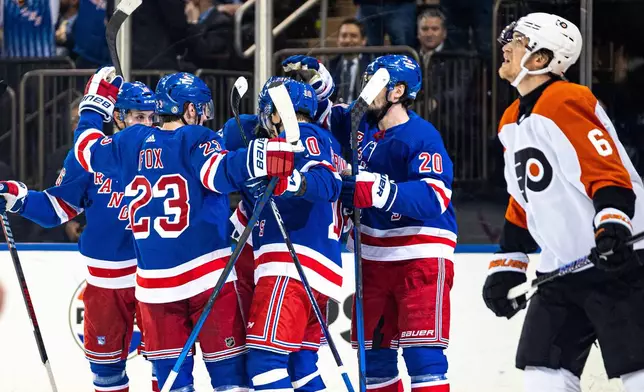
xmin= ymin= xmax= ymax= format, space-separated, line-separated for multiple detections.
xmin=499 ymin=80 xmax=644 ymax=273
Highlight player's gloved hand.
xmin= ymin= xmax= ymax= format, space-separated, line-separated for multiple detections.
xmin=482 ymin=252 xmax=529 ymax=319
xmin=589 ymin=208 xmax=637 ymax=271
xmin=0 ymin=181 xmax=28 ymax=213
xmin=282 ymin=55 xmax=335 ymax=102
xmin=247 ymin=138 xmax=295 ymax=179
xmin=79 ymin=66 xmax=124 ymax=123
xmin=274 ymin=169 xmax=306 ymax=198
xmin=340 ymin=171 xmax=397 ymax=210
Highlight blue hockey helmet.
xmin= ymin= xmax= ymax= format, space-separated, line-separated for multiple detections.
xmin=363 ymin=55 xmax=422 ymax=101
xmin=155 ymin=72 xmax=214 ymax=120
xmin=257 ymin=76 xmax=318 ymax=131
xmin=115 ymin=81 xmax=156 ymax=112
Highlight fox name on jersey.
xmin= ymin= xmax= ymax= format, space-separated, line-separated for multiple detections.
xmin=330 ymin=106 xmax=458 ymax=262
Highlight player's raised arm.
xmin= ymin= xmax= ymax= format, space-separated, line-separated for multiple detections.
xmin=73 ymin=67 xmax=129 ymax=179
xmin=257 ymin=78 xmax=342 ymax=202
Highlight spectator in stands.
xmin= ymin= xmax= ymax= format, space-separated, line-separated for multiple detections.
xmin=0 ymin=0 xmax=58 ymax=57
xmin=417 ymin=8 xmax=448 ymax=67
xmin=329 ymin=18 xmax=370 ymax=104
xmin=131 ymin=0 xmax=191 ymax=70
xmin=55 ymin=0 xmax=78 ymax=57
xmin=182 ymin=0 xmax=241 ymax=69
xmin=441 ymin=0 xmax=491 ymax=60
xmin=72 ymin=0 xmax=110 ymax=68
xmin=354 ymin=0 xmax=416 ymax=48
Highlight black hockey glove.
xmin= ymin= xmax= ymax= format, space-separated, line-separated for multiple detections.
xmin=482 ymin=252 xmax=529 ymax=319
xmin=590 ymin=208 xmax=638 ymax=272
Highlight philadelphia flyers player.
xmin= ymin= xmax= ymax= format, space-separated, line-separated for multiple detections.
xmin=71 ymin=67 xmax=295 ymax=392
xmin=0 ymin=81 xmax=158 ymax=392
xmin=483 ymin=13 xmax=644 ymax=391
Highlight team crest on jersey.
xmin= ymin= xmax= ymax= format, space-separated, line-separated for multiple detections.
xmin=68 ymin=281 xmax=142 ymax=359
xmin=514 ymin=147 xmax=553 ymax=202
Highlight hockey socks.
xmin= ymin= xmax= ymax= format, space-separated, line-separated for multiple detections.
xmin=403 ymin=347 xmax=449 ymax=392
xmin=90 ymin=360 xmax=129 ymax=392
xmin=288 ymin=350 xmax=326 ymax=391
xmin=247 ymin=349 xmax=293 ymax=391
xmin=365 ymin=349 xmax=403 ymax=392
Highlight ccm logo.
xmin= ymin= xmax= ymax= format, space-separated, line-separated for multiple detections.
xmin=400 ymin=330 xmax=435 ymax=338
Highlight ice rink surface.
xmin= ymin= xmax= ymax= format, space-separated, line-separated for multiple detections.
xmin=0 ymin=249 xmax=625 ymax=391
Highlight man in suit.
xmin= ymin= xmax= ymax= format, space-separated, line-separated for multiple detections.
xmin=417 ymin=8 xmax=448 ymax=68
xmin=328 ymin=18 xmax=371 ymax=104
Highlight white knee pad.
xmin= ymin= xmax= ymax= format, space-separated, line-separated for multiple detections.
xmin=524 ymin=366 xmax=581 ymax=392
xmin=621 ymin=368 xmax=644 ymax=392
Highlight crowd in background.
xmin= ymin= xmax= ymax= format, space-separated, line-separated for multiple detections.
xmin=0 ymin=0 xmax=643 ymax=243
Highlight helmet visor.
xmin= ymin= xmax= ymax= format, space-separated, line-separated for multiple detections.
xmin=199 ymin=100 xmax=215 ymax=121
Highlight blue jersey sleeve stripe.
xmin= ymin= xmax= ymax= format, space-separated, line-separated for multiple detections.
xmin=74 ymin=129 xmax=105 ymax=172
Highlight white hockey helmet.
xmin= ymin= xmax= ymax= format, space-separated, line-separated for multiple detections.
xmin=498 ymin=12 xmax=583 ymax=87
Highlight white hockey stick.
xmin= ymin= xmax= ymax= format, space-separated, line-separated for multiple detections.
xmin=349 ymin=67 xmax=390 ymax=392
xmin=267 ymin=84 xmax=305 ymax=152
xmin=105 ymin=0 xmax=142 ymax=76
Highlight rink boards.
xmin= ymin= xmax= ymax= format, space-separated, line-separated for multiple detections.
xmin=0 ymin=246 xmax=624 ymax=391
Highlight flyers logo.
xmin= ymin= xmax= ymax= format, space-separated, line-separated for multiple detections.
xmin=514 ymin=147 xmax=553 ymax=203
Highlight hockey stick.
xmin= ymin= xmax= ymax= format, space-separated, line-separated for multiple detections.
xmin=161 ymin=178 xmax=279 ymax=392
xmin=161 ymin=84 xmax=301 ymax=392
xmin=105 ymin=0 xmax=142 ymax=75
xmin=1 ymin=81 xmax=58 ymax=392
xmin=349 ymin=68 xmax=390 ymax=392
xmin=0 ymin=212 xmax=58 ymax=390
xmin=507 ymin=230 xmax=644 ymax=300
xmin=230 ymin=79 xmax=354 ymax=391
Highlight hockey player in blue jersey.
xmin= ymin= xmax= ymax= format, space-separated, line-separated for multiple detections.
xmin=222 ymin=76 xmax=348 ymax=391
xmin=72 ymin=67 xmax=296 ymax=392
xmin=0 ymin=80 xmax=158 ymax=392
xmin=283 ymin=54 xmax=457 ymax=391
xmin=228 ymin=78 xmax=341 ymax=391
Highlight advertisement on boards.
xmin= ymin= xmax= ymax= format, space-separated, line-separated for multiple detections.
xmin=0 ymin=248 xmax=620 ymax=392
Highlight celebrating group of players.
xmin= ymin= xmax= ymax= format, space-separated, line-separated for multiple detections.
xmin=4 ymin=10 xmax=644 ymax=392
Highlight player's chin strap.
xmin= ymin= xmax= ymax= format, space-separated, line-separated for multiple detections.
xmin=366 ymin=94 xmax=399 ymax=129
xmin=511 ymin=51 xmax=553 ymax=87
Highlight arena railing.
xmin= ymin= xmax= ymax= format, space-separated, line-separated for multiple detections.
xmin=16 ymin=69 xmax=252 ymax=189
xmin=0 ymin=86 xmax=17 ymax=171
xmin=273 ymin=46 xmax=490 ymax=182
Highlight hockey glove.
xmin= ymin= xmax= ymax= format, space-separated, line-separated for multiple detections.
xmin=482 ymin=252 xmax=529 ymax=319
xmin=0 ymin=181 xmax=28 ymax=213
xmin=274 ymin=169 xmax=306 ymax=198
xmin=341 ymin=171 xmax=397 ymax=210
xmin=590 ymin=208 xmax=638 ymax=271
xmin=247 ymin=138 xmax=295 ymax=179
xmin=282 ymin=55 xmax=335 ymax=102
xmin=79 ymin=66 xmax=123 ymax=123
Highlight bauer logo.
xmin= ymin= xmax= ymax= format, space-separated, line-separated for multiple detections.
xmin=68 ymin=281 xmax=142 ymax=360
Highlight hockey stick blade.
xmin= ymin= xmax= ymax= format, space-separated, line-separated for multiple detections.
xmin=359 ymin=68 xmax=390 ymax=105
xmin=507 ymin=229 xmax=644 ymax=300
xmin=233 ymin=76 xmax=248 ymax=100
xmin=105 ymin=0 xmax=142 ymax=76
xmin=267 ymin=84 xmax=304 ymax=151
